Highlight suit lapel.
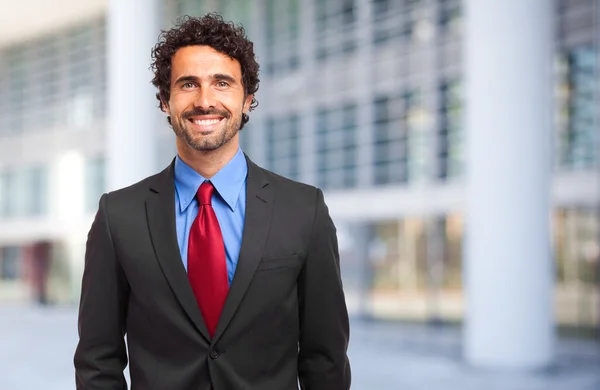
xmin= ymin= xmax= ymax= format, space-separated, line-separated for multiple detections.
xmin=146 ymin=160 xmax=211 ymax=341
xmin=213 ymin=156 xmax=273 ymax=341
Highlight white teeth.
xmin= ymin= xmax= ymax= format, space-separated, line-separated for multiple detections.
xmin=193 ymin=119 xmax=221 ymax=126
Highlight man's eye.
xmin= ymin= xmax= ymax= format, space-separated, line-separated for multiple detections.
xmin=182 ymin=82 xmax=195 ymax=89
xmin=216 ymin=81 xmax=230 ymax=88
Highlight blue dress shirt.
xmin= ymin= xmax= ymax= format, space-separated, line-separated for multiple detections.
xmin=174 ymin=148 xmax=247 ymax=285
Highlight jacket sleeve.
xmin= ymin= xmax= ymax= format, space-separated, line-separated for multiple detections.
xmin=74 ymin=193 xmax=129 ymax=389
xmin=297 ymin=188 xmax=351 ymax=390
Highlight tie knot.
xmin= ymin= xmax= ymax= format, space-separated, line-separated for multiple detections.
xmin=197 ymin=181 xmax=214 ymax=205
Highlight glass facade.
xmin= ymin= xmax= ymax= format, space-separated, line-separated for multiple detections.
xmin=0 ymin=18 xmax=106 ymax=136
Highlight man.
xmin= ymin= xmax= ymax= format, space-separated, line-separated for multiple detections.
xmin=74 ymin=13 xmax=351 ymax=390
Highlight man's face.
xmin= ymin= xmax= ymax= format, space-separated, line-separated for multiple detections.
xmin=163 ymin=45 xmax=253 ymax=152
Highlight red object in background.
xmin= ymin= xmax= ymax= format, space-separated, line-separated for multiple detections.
xmin=23 ymin=241 xmax=52 ymax=305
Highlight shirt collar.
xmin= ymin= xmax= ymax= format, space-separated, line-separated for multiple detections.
xmin=174 ymin=147 xmax=247 ymax=212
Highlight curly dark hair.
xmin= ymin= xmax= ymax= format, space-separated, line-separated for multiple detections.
xmin=150 ymin=13 xmax=260 ymax=129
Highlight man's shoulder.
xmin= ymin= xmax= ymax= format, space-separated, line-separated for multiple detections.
xmin=102 ymin=167 xmax=168 ymax=206
xmin=256 ymin=165 xmax=316 ymax=194
xmin=252 ymin=164 xmax=324 ymax=206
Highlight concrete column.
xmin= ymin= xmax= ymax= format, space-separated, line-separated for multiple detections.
xmin=107 ymin=0 xmax=161 ymax=191
xmin=463 ymin=0 xmax=554 ymax=369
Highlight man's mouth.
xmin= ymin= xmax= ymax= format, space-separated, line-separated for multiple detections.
xmin=187 ymin=116 xmax=224 ymax=131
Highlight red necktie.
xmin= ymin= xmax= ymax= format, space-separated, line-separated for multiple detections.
xmin=187 ymin=181 xmax=229 ymax=338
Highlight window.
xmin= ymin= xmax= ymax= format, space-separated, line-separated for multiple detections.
xmin=0 ymin=17 xmax=106 ymax=135
xmin=373 ymin=0 xmax=392 ymax=17
xmin=0 ymin=60 xmax=7 ymax=135
xmin=372 ymin=90 xmax=430 ymax=186
xmin=558 ymin=47 xmax=597 ymax=170
xmin=35 ymin=39 xmax=61 ymax=130
xmin=372 ymin=0 xmax=405 ymax=44
xmin=438 ymin=0 xmax=461 ymax=34
xmin=176 ymin=0 xmax=206 ymax=17
xmin=266 ymin=114 xmax=300 ymax=181
xmin=95 ymin=23 xmax=107 ymax=119
xmin=220 ymin=0 xmax=252 ymax=36
xmin=29 ymin=166 xmax=49 ymax=216
xmin=316 ymin=104 xmax=357 ymax=189
xmin=372 ymin=95 xmax=408 ymax=185
xmin=554 ymin=207 xmax=600 ymax=334
xmin=265 ymin=0 xmax=300 ymax=75
xmin=438 ymin=79 xmax=463 ymax=180
xmin=364 ymin=214 xmax=464 ymax=322
xmin=68 ymin=26 xmax=94 ymax=129
xmin=239 ymin=122 xmax=252 ymax=157
xmin=85 ymin=157 xmax=106 ymax=212
xmin=0 ymin=171 xmax=7 ymax=218
xmin=7 ymin=48 xmax=26 ymax=134
xmin=0 ymin=247 xmax=20 ymax=281
xmin=4 ymin=166 xmax=48 ymax=218
xmin=315 ymin=0 xmax=357 ymax=60
xmin=404 ymin=90 xmax=430 ymax=183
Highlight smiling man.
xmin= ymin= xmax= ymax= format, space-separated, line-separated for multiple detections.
xmin=74 ymin=14 xmax=351 ymax=390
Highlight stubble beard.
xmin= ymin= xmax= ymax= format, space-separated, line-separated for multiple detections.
xmin=172 ymin=112 xmax=242 ymax=152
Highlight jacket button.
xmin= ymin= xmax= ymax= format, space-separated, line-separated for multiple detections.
xmin=209 ymin=348 xmax=220 ymax=359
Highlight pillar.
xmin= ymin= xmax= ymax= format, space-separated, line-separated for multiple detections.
xmin=107 ymin=0 xmax=162 ymax=191
xmin=463 ymin=0 xmax=554 ymax=369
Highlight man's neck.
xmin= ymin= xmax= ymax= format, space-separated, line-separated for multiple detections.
xmin=176 ymin=138 xmax=239 ymax=179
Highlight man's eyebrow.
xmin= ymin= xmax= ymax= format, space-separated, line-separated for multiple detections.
xmin=212 ymin=73 xmax=238 ymax=84
xmin=174 ymin=75 xmax=199 ymax=85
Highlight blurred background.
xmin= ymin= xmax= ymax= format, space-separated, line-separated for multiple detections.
xmin=0 ymin=0 xmax=599 ymax=389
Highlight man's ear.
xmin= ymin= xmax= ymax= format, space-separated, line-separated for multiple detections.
xmin=161 ymin=99 xmax=171 ymax=116
xmin=243 ymin=94 xmax=254 ymax=113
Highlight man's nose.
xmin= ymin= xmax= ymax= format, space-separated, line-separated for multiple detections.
xmin=193 ymin=87 xmax=217 ymax=109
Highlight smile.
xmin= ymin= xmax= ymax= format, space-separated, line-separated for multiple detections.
xmin=187 ymin=116 xmax=224 ymax=131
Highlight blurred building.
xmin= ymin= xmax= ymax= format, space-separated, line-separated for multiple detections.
xmin=0 ymin=0 xmax=598 ymax=341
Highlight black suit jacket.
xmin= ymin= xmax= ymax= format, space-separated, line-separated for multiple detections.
xmin=74 ymin=156 xmax=351 ymax=390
